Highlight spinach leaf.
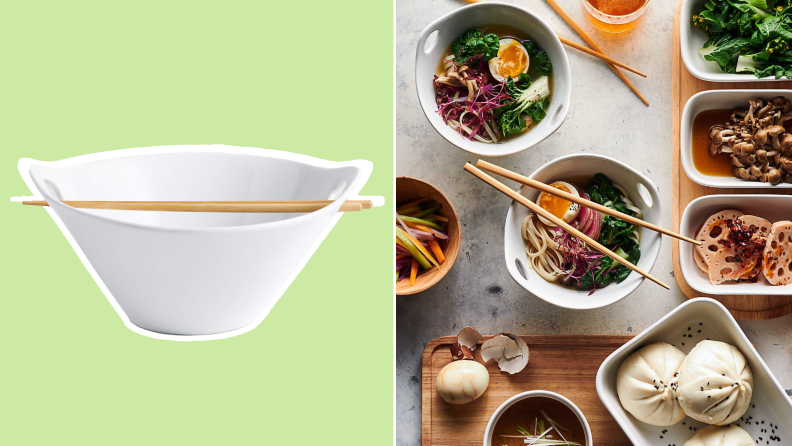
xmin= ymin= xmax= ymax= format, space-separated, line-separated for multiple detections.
xmin=522 ymin=40 xmax=553 ymax=76
xmin=452 ymin=29 xmax=499 ymax=63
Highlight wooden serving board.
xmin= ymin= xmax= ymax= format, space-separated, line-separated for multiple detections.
xmin=421 ymin=335 xmax=633 ymax=446
xmin=671 ymin=0 xmax=792 ymax=320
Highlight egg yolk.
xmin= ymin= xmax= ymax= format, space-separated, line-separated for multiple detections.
xmin=539 ymin=184 xmax=572 ymax=220
xmin=497 ymin=42 xmax=528 ymax=79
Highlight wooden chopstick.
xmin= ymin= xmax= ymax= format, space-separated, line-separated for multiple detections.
xmin=544 ymin=0 xmax=649 ymax=106
xmin=556 ymin=35 xmax=646 ymax=77
xmin=476 ymin=160 xmax=701 ymax=246
xmin=21 ymin=200 xmax=372 ymax=213
xmin=464 ymin=163 xmax=670 ymax=290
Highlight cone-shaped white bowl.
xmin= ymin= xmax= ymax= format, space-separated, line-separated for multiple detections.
xmin=19 ymin=146 xmax=373 ymax=338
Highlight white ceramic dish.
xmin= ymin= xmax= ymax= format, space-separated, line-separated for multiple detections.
xmin=680 ymin=0 xmax=787 ymax=82
xmin=414 ymin=1 xmax=572 ymax=157
xmin=596 ymin=298 xmax=792 ymax=445
xmin=679 ymin=194 xmax=792 ymax=295
xmin=482 ymin=390 xmax=593 ymax=446
xmin=681 ymin=89 xmax=792 ymax=188
xmin=18 ymin=146 xmax=374 ymax=339
xmin=504 ymin=154 xmax=662 ymax=309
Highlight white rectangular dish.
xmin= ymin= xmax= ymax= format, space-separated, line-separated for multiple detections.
xmin=596 ymin=298 xmax=792 ymax=445
xmin=681 ymin=89 xmax=792 ymax=188
xmin=680 ymin=194 xmax=792 ymax=295
xmin=680 ymin=0 xmax=787 ymax=82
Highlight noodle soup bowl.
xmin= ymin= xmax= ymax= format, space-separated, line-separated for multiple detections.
xmin=504 ymin=154 xmax=662 ymax=309
xmin=415 ymin=1 xmax=572 ymax=157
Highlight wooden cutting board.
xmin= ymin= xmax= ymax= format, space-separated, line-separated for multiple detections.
xmin=671 ymin=0 xmax=792 ymax=320
xmin=421 ymin=335 xmax=633 ymax=446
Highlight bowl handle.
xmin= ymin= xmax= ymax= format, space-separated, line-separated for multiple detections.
xmin=416 ymin=28 xmax=441 ymax=56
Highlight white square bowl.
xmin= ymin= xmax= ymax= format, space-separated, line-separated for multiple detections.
xmin=680 ymin=89 xmax=792 ymax=188
xmin=679 ymin=194 xmax=792 ymax=295
xmin=680 ymin=0 xmax=789 ymax=82
xmin=596 ymin=298 xmax=792 ymax=445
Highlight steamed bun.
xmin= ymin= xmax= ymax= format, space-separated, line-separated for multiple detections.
xmin=616 ymin=342 xmax=687 ymax=426
xmin=676 ymin=340 xmax=753 ymax=425
xmin=683 ymin=425 xmax=754 ymax=446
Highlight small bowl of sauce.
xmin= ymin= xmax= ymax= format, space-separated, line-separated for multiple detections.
xmin=484 ymin=390 xmax=592 ymax=446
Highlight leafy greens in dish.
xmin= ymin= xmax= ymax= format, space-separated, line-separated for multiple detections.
xmin=694 ymin=0 xmax=792 ymax=78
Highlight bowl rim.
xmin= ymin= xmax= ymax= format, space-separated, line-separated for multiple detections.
xmin=680 ymin=88 xmax=792 ymax=188
xmin=482 ymin=390 xmax=593 ymax=446
xmin=395 ymin=176 xmax=461 ymax=295
xmin=679 ymin=193 xmax=792 ymax=295
xmin=20 ymin=145 xmax=374 ymax=234
xmin=503 ymin=153 xmax=663 ymax=309
xmin=679 ymin=0 xmax=787 ymax=82
xmin=594 ymin=298 xmax=792 ymax=444
xmin=413 ymin=1 xmax=572 ymax=157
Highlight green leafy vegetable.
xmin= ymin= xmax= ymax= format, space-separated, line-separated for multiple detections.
xmin=522 ymin=40 xmax=553 ymax=76
xmin=579 ymin=173 xmax=642 ymax=287
xmin=693 ymin=0 xmax=792 ymax=78
xmin=494 ymin=75 xmax=551 ymax=136
xmin=451 ymin=29 xmax=499 ymax=63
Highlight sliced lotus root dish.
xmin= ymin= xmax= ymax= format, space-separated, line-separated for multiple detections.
xmin=763 ymin=221 xmax=792 ymax=285
xmin=694 ymin=211 xmax=774 ymax=285
xmin=694 ymin=210 xmax=744 ymax=266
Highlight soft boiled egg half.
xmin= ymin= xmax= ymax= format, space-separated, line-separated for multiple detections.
xmin=488 ymin=38 xmax=530 ymax=83
xmin=536 ymin=181 xmax=580 ymax=226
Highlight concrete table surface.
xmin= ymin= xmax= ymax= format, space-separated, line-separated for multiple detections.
xmin=395 ymin=0 xmax=792 ymax=443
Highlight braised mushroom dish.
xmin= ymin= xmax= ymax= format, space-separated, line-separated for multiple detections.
xmin=708 ymin=96 xmax=792 ymax=185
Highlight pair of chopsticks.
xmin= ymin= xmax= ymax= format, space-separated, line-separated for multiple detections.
xmin=465 ymin=161 xmax=697 ymax=290
xmin=461 ymin=0 xmax=649 ymax=104
xmin=21 ymin=200 xmax=374 ymax=213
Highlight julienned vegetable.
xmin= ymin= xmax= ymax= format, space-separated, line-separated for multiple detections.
xmin=694 ymin=0 xmax=792 ymax=78
xmin=396 ymin=199 xmax=450 ymax=286
xmin=433 ymin=29 xmax=554 ymax=144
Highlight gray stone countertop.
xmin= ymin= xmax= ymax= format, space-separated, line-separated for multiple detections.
xmin=396 ymin=0 xmax=792 ymax=444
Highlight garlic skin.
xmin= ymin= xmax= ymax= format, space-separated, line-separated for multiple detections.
xmin=436 ymin=360 xmax=489 ymax=404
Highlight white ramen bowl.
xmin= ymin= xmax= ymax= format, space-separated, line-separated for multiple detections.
xmin=680 ymin=0 xmax=790 ymax=82
xmin=415 ymin=1 xmax=572 ymax=157
xmin=596 ymin=298 xmax=792 ymax=445
xmin=681 ymin=89 xmax=792 ymax=188
xmin=680 ymin=194 xmax=792 ymax=295
xmin=504 ymin=154 xmax=662 ymax=309
xmin=18 ymin=146 xmax=374 ymax=338
xmin=483 ymin=390 xmax=593 ymax=446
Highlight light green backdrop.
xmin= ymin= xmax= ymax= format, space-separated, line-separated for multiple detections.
xmin=0 ymin=1 xmax=392 ymax=444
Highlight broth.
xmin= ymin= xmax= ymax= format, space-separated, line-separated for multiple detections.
xmin=491 ymin=396 xmax=586 ymax=446
xmin=691 ymin=109 xmax=734 ymax=177
xmin=434 ymin=25 xmax=555 ymax=140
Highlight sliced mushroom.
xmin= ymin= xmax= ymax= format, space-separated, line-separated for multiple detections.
xmin=756 ymin=149 xmax=768 ymax=163
xmin=738 ymin=167 xmax=751 ymax=179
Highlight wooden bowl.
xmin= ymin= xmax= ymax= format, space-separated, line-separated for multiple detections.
xmin=396 ymin=177 xmax=461 ymax=295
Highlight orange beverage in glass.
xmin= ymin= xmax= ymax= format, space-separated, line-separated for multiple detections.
xmin=582 ymin=0 xmax=650 ymax=33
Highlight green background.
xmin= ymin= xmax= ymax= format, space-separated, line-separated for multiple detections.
xmin=0 ymin=1 xmax=392 ymax=444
